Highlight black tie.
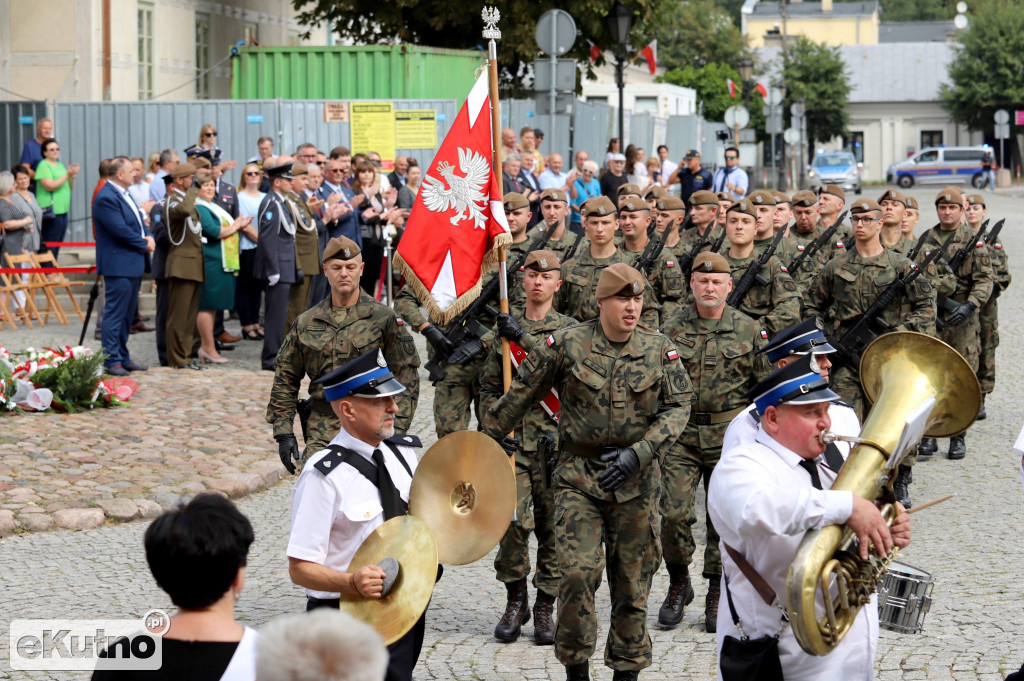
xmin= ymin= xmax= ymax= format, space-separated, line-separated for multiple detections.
xmin=799 ymin=459 xmax=823 ymax=490
xmin=371 ymin=449 xmax=407 ymax=520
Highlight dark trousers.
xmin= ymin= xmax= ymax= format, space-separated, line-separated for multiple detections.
xmin=309 ymin=272 xmax=329 ymax=308
xmin=285 ymin=274 xmax=313 ymax=331
xmin=360 ymin=243 xmax=384 ymax=295
xmin=166 ymin=277 xmax=201 ymax=368
xmin=155 ymin=278 xmax=169 ymax=366
xmin=261 ymin=281 xmax=291 ymax=369
xmin=101 ymin=275 xmax=140 ymax=367
xmin=235 ymin=248 xmax=264 ymax=327
xmin=41 ymin=213 xmax=69 ymax=262
xmin=306 ymin=598 xmax=425 ymax=681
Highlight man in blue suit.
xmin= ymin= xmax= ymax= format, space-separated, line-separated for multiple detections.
xmin=93 ymin=156 xmax=156 ymax=376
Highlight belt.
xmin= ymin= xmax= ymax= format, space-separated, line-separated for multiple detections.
xmin=688 ymin=406 xmax=747 ymax=426
xmin=311 ymin=399 xmax=334 ymax=416
xmin=561 ymin=441 xmax=636 ymax=458
xmin=306 ymin=596 xmax=341 ymax=611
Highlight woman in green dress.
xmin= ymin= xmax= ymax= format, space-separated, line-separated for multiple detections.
xmin=194 ymin=171 xmax=251 ymax=364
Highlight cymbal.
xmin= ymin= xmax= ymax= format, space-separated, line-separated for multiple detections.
xmin=409 ymin=430 xmax=516 ymax=565
xmin=339 ymin=515 xmax=437 ymax=645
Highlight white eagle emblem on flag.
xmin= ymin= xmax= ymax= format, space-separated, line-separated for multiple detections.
xmin=421 ymin=147 xmax=490 ymax=229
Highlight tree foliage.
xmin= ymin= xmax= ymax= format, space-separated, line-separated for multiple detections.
xmin=836 ymin=0 xmax=952 ymax=21
xmin=940 ymin=0 xmax=1024 ymax=131
xmin=652 ymin=0 xmax=750 ymax=72
xmin=659 ymin=63 xmax=756 ymax=122
xmin=778 ymin=37 xmax=851 ymax=149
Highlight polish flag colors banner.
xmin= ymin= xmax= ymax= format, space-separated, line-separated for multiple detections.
xmin=755 ymin=82 xmax=769 ymax=98
xmin=588 ymin=40 xmax=602 ymax=63
xmin=640 ymin=40 xmax=658 ymax=74
xmin=394 ymin=71 xmax=511 ymax=323
xmin=727 ymin=78 xmax=738 ymax=97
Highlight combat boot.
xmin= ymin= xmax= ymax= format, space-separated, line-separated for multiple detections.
xmin=893 ymin=465 xmax=913 ymax=509
xmin=948 ymin=434 xmax=966 ymax=460
xmin=533 ymin=591 xmax=555 ymax=645
xmin=658 ymin=563 xmax=695 ymax=628
xmin=612 ymin=671 xmax=639 ymax=681
xmin=566 ymin=662 xmax=590 ymax=681
xmin=494 ymin=578 xmax=530 ymax=643
xmin=704 ymin=579 xmax=721 ymax=633
xmin=917 ymin=437 xmax=937 ymax=458
xmin=977 ymin=396 xmax=987 ymax=420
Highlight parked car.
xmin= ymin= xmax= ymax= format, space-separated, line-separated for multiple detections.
xmin=807 ymin=150 xmax=861 ymax=195
xmin=886 ymin=146 xmax=989 ymax=189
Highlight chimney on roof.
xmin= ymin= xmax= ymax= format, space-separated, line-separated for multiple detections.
xmin=822 ymin=0 xmax=833 ymax=11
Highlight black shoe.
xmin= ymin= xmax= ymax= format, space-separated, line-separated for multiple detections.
xmin=977 ymin=396 xmax=987 ymax=420
xmin=918 ymin=437 xmax=937 ymax=458
xmin=893 ymin=465 xmax=912 ymax=509
xmin=533 ymin=592 xmax=555 ymax=646
xmin=612 ymin=671 xmax=639 ymax=681
xmin=658 ymin=563 xmax=694 ymax=628
xmin=123 ymin=361 xmax=148 ymax=372
xmin=494 ymin=578 xmax=530 ymax=643
xmin=105 ymin=364 xmax=130 ymax=377
xmin=705 ymin=579 xmax=720 ymax=633
xmin=566 ymin=663 xmax=590 ymax=681
xmin=93 ymin=331 xmax=102 ymax=341
xmin=214 ymin=340 xmax=235 ymax=352
xmin=948 ymin=434 xmax=966 ymax=460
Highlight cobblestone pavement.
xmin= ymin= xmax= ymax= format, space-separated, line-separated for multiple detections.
xmin=2 ymin=187 xmax=1024 ymax=679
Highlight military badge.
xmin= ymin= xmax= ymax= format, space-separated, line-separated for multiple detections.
xmin=377 ymin=349 xmax=387 ymax=367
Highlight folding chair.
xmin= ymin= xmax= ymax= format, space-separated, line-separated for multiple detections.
xmin=31 ymin=251 xmax=88 ymax=323
xmin=0 ymin=268 xmax=40 ymax=328
xmin=3 ymin=252 xmax=67 ymax=325
xmin=0 ymin=270 xmax=21 ymax=330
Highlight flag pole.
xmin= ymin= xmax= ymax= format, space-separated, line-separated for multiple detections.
xmin=483 ymin=7 xmax=512 ymax=394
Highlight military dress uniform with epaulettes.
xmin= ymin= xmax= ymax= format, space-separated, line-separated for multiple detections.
xmin=165 ymin=174 xmax=205 ymax=368
xmin=149 ymin=190 xmax=172 ymax=367
xmin=285 ymin=189 xmax=322 ymax=330
xmin=256 ymin=184 xmax=299 ymax=370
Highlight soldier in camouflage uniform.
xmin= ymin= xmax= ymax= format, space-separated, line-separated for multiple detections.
xmin=285 ymin=162 xmax=322 ymax=330
xmin=268 ymin=236 xmax=420 ymax=472
xmin=720 ymin=199 xmax=801 ymax=339
xmin=643 ymin=184 xmax=666 ymax=213
xmin=771 ymin=190 xmax=792 ymax=236
xmin=915 ymin=187 xmax=994 ymax=459
xmin=502 ymin=191 xmax=536 ymax=311
xmin=902 ymin=195 xmax=921 ymax=236
xmin=527 ymin=189 xmax=580 ymax=262
xmin=618 ymin=197 xmax=686 ymax=319
xmin=749 ymin=190 xmax=799 ymax=267
xmin=788 ymin=190 xmax=837 ymax=288
xmin=483 ymin=263 xmax=693 ymax=681
xmin=479 ymin=250 xmax=577 ymax=646
xmin=818 ymin=183 xmax=853 ymax=247
xmin=653 ymin=195 xmax=687 ymax=253
xmin=616 ymin=182 xmax=643 ymax=208
xmin=657 ymin=251 xmax=770 ymax=634
xmin=673 ymin=191 xmax=724 ymax=258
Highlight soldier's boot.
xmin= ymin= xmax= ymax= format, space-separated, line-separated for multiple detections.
xmin=533 ymin=591 xmax=555 ymax=645
xmin=657 ymin=563 xmax=695 ymax=628
xmin=893 ymin=465 xmax=913 ymax=509
xmin=565 ymin=663 xmax=590 ymax=681
xmin=494 ymin=578 xmax=530 ymax=642
xmin=612 ymin=671 xmax=639 ymax=681
xmin=977 ymin=395 xmax=987 ymax=420
xmin=704 ymin=578 xmax=721 ymax=633
xmin=917 ymin=437 xmax=938 ymax=458
xmin=948 ymin=434 xmax=967 ymax=460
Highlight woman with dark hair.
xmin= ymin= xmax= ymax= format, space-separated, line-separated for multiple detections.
xmin=91 ymin=494 xmax=258 ymax=681
xmin=352 ymin=160 xmax=386 ymax=294
xmin=603 ymin=137 xmax=620 ymax=170
xmin=34 ymin=137 xmax=79 ymax=261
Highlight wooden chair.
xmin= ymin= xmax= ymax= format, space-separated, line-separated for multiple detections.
xmin=31 ymin=251 xmax=88 ymax=323
xmin=0 ymin=267 xmax=41 ymax=329
xmin=0 ymin=269 xmax=22 ymax=330
xmin=3 ymin=252 xmax=67 ymax=325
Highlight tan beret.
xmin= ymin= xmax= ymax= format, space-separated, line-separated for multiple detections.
xmin=747 ymin=190 xmax=776 ymax=206
xmin=849 ymin=198 xmax=881 ymax=214
xmin=503 ymin=191 xmax=530 ymax=212
xmin=582 ymin=196 xmax=617 ymax=217
xmin=618 ymin=197 xmax=649 ymax=213
xmin=727 ymin=199 xmax=757 ymax=218
xmin=656 ymin=196 xmax=686 ymax=211
xmin=878 ymin=188 xmax=906 ymax=206
xmin=617 ymin=183 xmax=642 ymax=197
xmin=523 ymin=249 xmax=561 ymax=272
xmin=771 ymin=191 xmax=790 ymax=205
xmin=715 ymin=191 xmax=733 ymax=202
xmin=935 ymin=186 xmax=964 ymax=205
xmin=790 ymin=190 xmax=817 ymax=207
xmin=323 ymin=235 xmax=361 ymax=262
xmin=689 ymin=190 xmax=719 ymax=207
xmin=644 ymin=185 xmax=667 ymax=200
xmin=192 ymin=157 xmax=211 ymax=170
xmin=818 ymin=184 xmax=846 ymax=201
xmin=291 ymin=162 xmax=309 ymax=176
xmin=904 ymin=196 xmax=919 ymax=210
xmin=691 ymin=251 xmax=730 ymax=274
xmin=171 ymin=163 xmax=197 ymax=179
xmin=965 ymin=193 xmax=985 ymax=207
xmin=540 ymin=188 xmax=568 ymax=203
xmin=595 ymin=263 xmax=645 ymax=299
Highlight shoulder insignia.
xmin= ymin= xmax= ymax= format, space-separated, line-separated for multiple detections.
xmin=761 ymin=329 xmax=768 ymax=339
xmin=385 ymin=433 xmax=422 ymax=448
xmin=666 ymin=260 xmax=675 ymax=267
xmin=546 ymin=335 xmax=556 ymax=347
xmin=666 ymin=349 xmax=679 ymax=361
xmin=836 ymin=242 xmax=845 ymax=249
xmin=996 ymin=243 xmax=1003 ymax=249
xmin=797 ymin=244 xmax=805 ymax=251
xmin=975 ymin=241 xmax=984 ymax=248
xmin=313 ymin=449 xmax=345 ymax=477
xmin=266 ymin=210 xmax=274 ymax=220
xmin=780 ymin=265 xmax=788 ymax=273
xmin=154 ymin=214 xmax=161 ymax=223
xmin=396 ymin=317 xmax=404 ymax=325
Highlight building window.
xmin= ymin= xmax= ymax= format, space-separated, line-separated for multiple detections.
xmin=138 ymin=3 xmax=154 ymax=99
xmin=195 ymin=14 xmax=211 ymax=100
xmin=921 ymin=130 xmax=943 ymax=149
xmin=634 ymin=96 xmax=658 ymax=113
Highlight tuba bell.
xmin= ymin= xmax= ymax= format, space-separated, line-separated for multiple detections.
xmin=785 ymin=331 xmax=980 ymax=655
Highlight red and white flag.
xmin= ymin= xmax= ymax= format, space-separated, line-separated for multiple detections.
xmin=755 ymin=82 xmax=768 ymax=98
xmin=640 ymin=40 xmax=658 ymax=74
xmin=394 ymin=71 xmax=511 ymax=323
xmin=587 ymin=40 xmax=602 ymax=63
xmin=727 ymin=78 xmax=738 ymax=98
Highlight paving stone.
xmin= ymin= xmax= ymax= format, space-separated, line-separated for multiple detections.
xmin=133 ymin=499 xmax=163 ymax=519
xmin=96 ymin=498 xmax=141 ymax=521
xmin=51 ymin=508 xmax=105 ymax=530
xmin=207 ymin=477 xmax=250 ymax=498
xmin=0 ymin=510 xmax=15 ymax=537
xmin=17 ymin=513 xmax=54 ymax=532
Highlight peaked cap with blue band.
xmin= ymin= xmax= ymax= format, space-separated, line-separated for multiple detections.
xmin=744 ymin=354 xmax=839 ymax=415
xmin=759 ymin=317 xmax=836 ymax=364
xmin=312 ymin=349 xmax=406 ymax=402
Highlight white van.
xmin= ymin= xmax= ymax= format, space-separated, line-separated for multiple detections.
xmin=886 ymin=146 xmax=989 ymax=188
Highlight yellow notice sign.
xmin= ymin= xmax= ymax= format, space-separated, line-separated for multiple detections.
xmin=350 ymin=102 xmax=396 ymax=163
xmin=395 ymin=109 xmax=437 ymax=149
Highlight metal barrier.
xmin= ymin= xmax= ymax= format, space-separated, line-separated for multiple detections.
xmin=0 ymin=100 xmax=49 ymax=173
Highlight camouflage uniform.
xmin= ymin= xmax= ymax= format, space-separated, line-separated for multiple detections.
xmin=978 ymin=236 xmax=1010 ymax=395
xmin=479 ymin=306 xmax=577 ymax=597
xmin=527 ymin=224 xmax=579 ymax=262
xmin=671 ymin=223 xmax=724 ymax=262
xmin=482 ymin=320 xmax=693 ymax=672
xmin=753 ymin=233 xmax=799 ymax=273
xmin=824 ymin=216 xmax=854 ymax=250
xmin=505 ymin=238 xmax=531 ymax=312
xmin=555 ymin=248 xmax=661 ymax=328
xmin=621 ymin=244 xmax=687 ymax=319
xmin=804 ymin=246 xmax=936 ymax=419
xmin=720 ymin=252 xmax=801 ymax=339
xmin=659 ymin=305 xmax=770 ymax=578
xmin=789 ymin=226 xmax=840 ymax=288
xmin=267 ymin=292 xmax=420 ymax=467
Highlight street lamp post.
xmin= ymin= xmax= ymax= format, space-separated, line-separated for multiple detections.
xmin=736 ymin=58 xmax=754 ymax=146
xmin=606 ymin=2 xmax=633 ymax=148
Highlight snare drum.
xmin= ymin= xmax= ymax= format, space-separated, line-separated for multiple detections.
xmin=877 ymin=561 xmax=934 ymax=634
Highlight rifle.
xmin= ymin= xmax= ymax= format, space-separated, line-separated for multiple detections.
xmin=561 ymin=227 xmax=587 ymax=263
xmin=709 ymin=225 xmax=728 ymax=254
xmin=632 ymin=229 xmax=666 ymax=278
xmin=945 ymin=219 xmax=993 ymax=276
xmin=788 ymin=209 xmax=848 ymax=272
xmin=676 ymin=222 xmax=716 ymax=273
xmin=983 ymin=218 xmax=1004 ymax=246
xmin=832 ymin=228 xmax=957 ymax=367
xmin=726 ymin=225 xmax=787 ymax=309
xmin=538 ymin=432 xmax=556 ymax=491
xmin=905 ymin=231 xmax=930 ymax=262
xmin=422 ymin=221 xmax=559 ymax=382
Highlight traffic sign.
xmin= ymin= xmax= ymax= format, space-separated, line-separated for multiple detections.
xmin=994 ymin=109 xmax=1009 ymax=125
xmin=995 ymin=123 xmax=1010 ymax=140
xmin=784 ymin=128 xmax=801 ymax=145
xmin=791 ymin=101 xmax=806 ymax=118
xmin=534 ymin=59 xmax=576 ymax=91
xmin=724 ymin=105 xmax=750 ymax=129
xmin=765 ymin=106 xmax=784 ymax=135
xmin=767 ymin=87 xmax=784 ymax=107
xmin=536 ymin=9 xmax=576 ymax=57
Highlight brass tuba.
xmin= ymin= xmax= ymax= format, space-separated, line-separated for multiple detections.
xmin=785 ymin=331 xmax=980 ymax=655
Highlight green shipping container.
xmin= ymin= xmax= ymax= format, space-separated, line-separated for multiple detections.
xmin=231 ymin=45 xmax=484 ymax=101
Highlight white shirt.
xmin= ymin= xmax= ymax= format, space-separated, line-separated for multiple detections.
xmin=538 ymin=168 xmax=568 ymax=190
xmin=708 ymin=427 xmax=877 ymax=681
xmin=712 ymin=165 xmax=749 ymax=201
xmin=722 ymin=401 xmax=861 ymax=459
xmin=287 ymin=427 xmax=418 ymax=599
xmin=127 ymin=181 xmax=150 ymax=208
xmin=660 ymin=159 xmax=679 ymax=189
xmin=115 ymin=183 xmax=146 ymax=234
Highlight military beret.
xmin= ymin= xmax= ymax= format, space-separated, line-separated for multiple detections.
xmin=790 ymin=190 xmax=818 ymax=207
xmin=644 ymin=185 xmax=667 ymax=200
xmin=771 ymin=191 xmax=790 ymax=205
xmin=965 ymin=193 xmax=985 ymax=207
xmin=715 ymin=192 xmax=733 ymax=202
xmin=747 ymin=190 xmax=776 ymax=206
xmin=171 ymin=163 xmax=197 ymax=179
xmin=878 ymin=188 xmax=907 ymax=206
xmin=523 ymin=249 xmax=561 ymax=272
xmin=595 ymin=263 xmax=645 ymax=299
xmin=617 ymin=183 xmax=643 ymax=197
xmin=582 ymin=196 xmax=617 ymax=217
xmin=689 ymin=190 xmax=719 ymax=207
xmin=291 ymin=162 xmax=309 ymax=176
xmin=935 ymin=186 xmax=964 ymax=205
xmin=619 ymin=197 xmax=649 ymax=213
xmin=849 ymin=198 xmax=881 ymax=214
xmin=191 ymin=157 xmax=212 ymax=170
xmin=727 ymin=199 xmax=757 ymax=218
xmin=540 ymin=188 xmax=568 ymax=203
xmin=656 ymin=196 xmax=687 ymax=211
xmin=818 ymin=184 xmax=846 ymax=201
xmin=904 ymin=196 xmax=919 ymax=210
xmin=691 ymin=251 xmax=730 ymax=274
xmin=323 ymin=235 xmax=361 ymax=262
xmin=503 ymin=191 xmax=530 ymax=212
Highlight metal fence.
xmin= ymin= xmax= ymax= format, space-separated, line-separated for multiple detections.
xmin=0 ymin=101 xmax=49 ymax=174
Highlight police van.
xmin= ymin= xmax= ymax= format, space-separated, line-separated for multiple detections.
xmin=886 ymin=146 xmax=989 ymax=189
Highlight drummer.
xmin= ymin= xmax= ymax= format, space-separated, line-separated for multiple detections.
xmin=286 ymin=348 xmax=426 ymax=681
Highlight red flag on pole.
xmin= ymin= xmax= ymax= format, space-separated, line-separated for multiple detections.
xmin=755 ymin=82 xmax=768 ymax=98
xmin=587 ymin=40 xmax=602 ymax=63
xmin=640 ymin=40 xmax=658 ymax=74
xmin=727 ymin=78 xmax=738 ymax=97
xmin=394 ymin=71 xmax=511 ymax=323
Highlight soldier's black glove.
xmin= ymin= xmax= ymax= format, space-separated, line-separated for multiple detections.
xmin=422 ymin=323 xmax=454 ymax=356
xmin=275 ymin=434 xmax=300 ymax=475
xmin=496 ymin=313 xmax=526 ymax=343
xmin=597 ymin=446 xmax=640 ymax=492
xmin=447 ymin=339 xmax=485 ymax=365
xmin=946 ymin=300 xmax=976 ymax=327
xmin=495 ymin=434 xmax=519 ymax=457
